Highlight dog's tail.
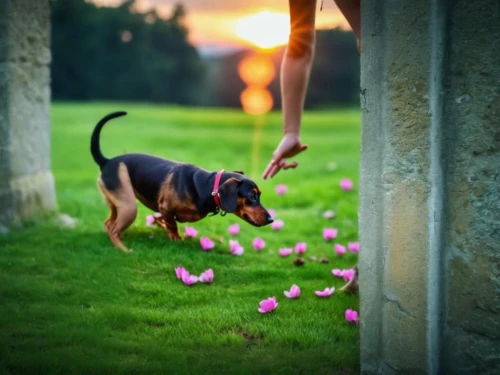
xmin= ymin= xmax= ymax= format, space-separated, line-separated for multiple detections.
xmin=90 ymin=111 xmax=127 ymax=168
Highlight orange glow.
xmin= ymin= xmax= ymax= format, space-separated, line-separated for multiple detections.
xmin=234 ymin=11 xmax=290 ymax=49
xmin=240 ymin=87 xmax=274 ymax=115
xmin=89 ymin=1 xmax=351 ymax=48
xmin=238 ymin=54 xmax=275 ymax=87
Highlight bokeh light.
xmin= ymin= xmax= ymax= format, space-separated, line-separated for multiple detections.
xmin=238 ymin=54 xmax=275 ymax=87
xmin=240 ymin=86 xmax=274 ymax=116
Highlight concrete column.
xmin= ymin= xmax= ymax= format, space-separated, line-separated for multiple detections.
xmin=0 ymin=0 xmax=56 ymax=228
xmin=359 ymin=0 xmax=500 ymax=373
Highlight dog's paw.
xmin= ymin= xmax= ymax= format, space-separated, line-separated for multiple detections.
xmin=168 ymin=232 xmax=183 ymax=241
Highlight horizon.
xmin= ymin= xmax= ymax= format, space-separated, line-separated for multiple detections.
xmin=91 ymin=0 xmax=352 ymax=56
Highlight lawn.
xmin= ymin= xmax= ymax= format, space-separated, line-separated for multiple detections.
xmin=0 ymin=102 xmax=361 ymax=374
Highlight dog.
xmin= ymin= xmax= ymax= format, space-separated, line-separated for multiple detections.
xmin=91 ymin=111 xmax=274 ymax=253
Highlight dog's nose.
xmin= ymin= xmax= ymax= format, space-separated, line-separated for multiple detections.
xmin=266 ymin=215 xmax=274 ymax=224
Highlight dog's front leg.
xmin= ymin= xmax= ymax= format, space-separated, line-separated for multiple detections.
xmin=162 ymin=211 xmax=182 ymax=241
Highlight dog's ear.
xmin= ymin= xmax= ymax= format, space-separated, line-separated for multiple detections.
xmin=218 ymin=178 xmax=241 ymax=213
xmin=233 ymin=170 xmax=245 ymax=175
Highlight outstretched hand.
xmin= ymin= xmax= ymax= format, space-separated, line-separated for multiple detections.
xmin=262 ymin=133 xmax=308 ymax=180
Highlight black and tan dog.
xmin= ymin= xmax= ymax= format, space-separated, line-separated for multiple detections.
xmin=91 ymin=111 xmax=273 ymax=253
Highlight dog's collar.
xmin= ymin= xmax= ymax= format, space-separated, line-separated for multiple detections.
xmin=212 ymin=169 xmax=225 ymax=213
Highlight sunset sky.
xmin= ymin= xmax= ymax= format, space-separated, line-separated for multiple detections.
xmin=92 ymin=0 xmax=351 ymax=52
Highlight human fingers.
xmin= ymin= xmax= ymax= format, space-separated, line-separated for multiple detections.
xmin=281 ymin=161 xmax=299 ymax=170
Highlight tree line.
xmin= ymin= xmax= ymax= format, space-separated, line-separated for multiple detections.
xmin=50 ymin=0 xmax=360 ymax=109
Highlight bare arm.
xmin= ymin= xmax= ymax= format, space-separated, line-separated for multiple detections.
xmin=262 ymin=0 xmax=317 ymax=179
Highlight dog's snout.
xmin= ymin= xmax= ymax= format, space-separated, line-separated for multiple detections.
xmin=266 ymin=215 xmax=274 ymax=224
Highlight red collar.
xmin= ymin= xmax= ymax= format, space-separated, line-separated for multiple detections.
xmin=212 ymin=169 xmax=225 ymax=210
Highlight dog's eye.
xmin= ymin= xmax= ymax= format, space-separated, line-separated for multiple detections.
xmin=249 ymin=192 xmax=258 ymax=202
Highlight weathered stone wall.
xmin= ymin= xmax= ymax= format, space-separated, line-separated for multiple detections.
xmin=0 ymin=0 xmax=56 ymax=228
xmin=443 ymin=0 xmax=500 ymax=372
xmin=359 ymin=0 xmax=500 ymax=373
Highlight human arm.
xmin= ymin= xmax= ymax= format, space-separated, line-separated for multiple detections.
xmin=262 ymin=0 xmax=317 ymax=180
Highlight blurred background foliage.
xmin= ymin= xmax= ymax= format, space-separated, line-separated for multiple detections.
xmin=50 ymin=0 xmax=360 ymax=109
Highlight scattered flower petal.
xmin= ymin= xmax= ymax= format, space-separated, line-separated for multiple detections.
xmin=275 ymin=184 xmax=288 ymax=196
xmin=294 ymin=242 xmax=307 ymax=254
xmin=345 ymin=309 xmax=359 ymax=324
xmin=335 ymin=243 xmax=346 ymax=256
xmin=229 ymin=240 xmax=244 ymax=256
xmin=228 ymin=224 xmax=240 ymax=236
xmin=323 ymin=228 xmax=338 ymax=241
xmin=332 ymin=268 xmax=343 ymax=277
xmin=322 ymin=210 xmax=335 ymax=219
xmin=181 ymin=271 xmax=198 ymax=286
xmin=153 ymin=212 xmax=162 ymax=218
xmin=284 ymin=284 xmax=301 ymax=299
xmin=199 ymin=268 xmax=214 ymax=283
xmin=271 ymin=219 xmax=284 ymax=231
xmin=184 ymin=226 xmax=198 ymax=238
xmin=342 ymin=268 xmax=356 ymax=282
xmin=258 ymin=297 xmax=278 ymax=313
xmin=268 ymin=209 xmax=276 ymax=219
xmin=229 ymin=240 xmax=240 ymax=251
xmin=145 ymin=215 xmax=155 ymax=227
xmin=175 ymin=266 xmax=187 ymax=279
xmin=340 ymin=178 xmax=354 ymax=191
xmin=279 ymin=248 xmax=293 ymax=257
xmin=348 ymin=242 xmax=360 ymax=253
xmin=252 ymin=237 xmax=266 ymax=251
xmin=200 ymin=237 xmax=215 ymax=251
xmin=315 ymin=287 xmax=335 ymax=298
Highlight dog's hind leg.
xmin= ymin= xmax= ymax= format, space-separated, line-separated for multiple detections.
xmin=99 ymin=163 xmax=138 ymax=253
xmin=98 ymin=180 xmax=118 ymax=232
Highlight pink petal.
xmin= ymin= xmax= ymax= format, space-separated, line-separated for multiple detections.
xmin=228 ymin=224 xmax=240 ymax=236
xmin=271 ymin=220 xmax=284 ymax=231
xmin=200 ymin=237 xmax=215 ymax=251
xmin=175 ymin=266 xmax=186 ymax=279
xmin=345 ymin=309 xmax=359 ymax=323
xmin=348 ymin=242 xmax=360 ymax=253
xmin=145 ymin=215 xmax=155 ymax=226
xmin=268 ymin=209 xmax=276 ymax=219
xmin=229 ymin=240 xmax=240 ymax=252
xmin=335 ymin=243 xmax=346 ymax=256
xmin=153 ymin=212 xmax=162 ymax=218
xmin=323 ymin=228 xmax=338 ymax=241
xmin=284 ymin=285 xmax=301 ymax=299
xmin=181 ymin=272 xmax=198 ymax=285
xmin=278 ymin=248 xmax=293 ymax=257
xmin=258 ymin=297 xmax=278 ymax=313
xmin=199 ymin=268 xmax=214 ymax=283
xmin=315 ymin=287 xmax=335 ymax=297
xmin=184 ymin=226 xmax=198 ymax=238
xmin=294 ymin=242 xmax=307 ymax=254
xmin=342 ymin=268 xmax=356 ymax=282
xmin=252 ymin=237 xmax=266 ymax=251
xmin=331 ymin=268 xmax=343 ymax=277
xmin=275 ymin=184 xmax=288 ymax=196
xmin=230 ymin=244 xmax=244 ymax=256
xmin=340 ymin=178 xmax=354 ymax=191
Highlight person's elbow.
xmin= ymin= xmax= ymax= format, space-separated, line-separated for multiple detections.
xmin=286 ymin=30 xmax=316 ymax=60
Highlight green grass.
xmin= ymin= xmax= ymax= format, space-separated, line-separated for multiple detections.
xmin=0 ymin=102 xmax=361 ymax=374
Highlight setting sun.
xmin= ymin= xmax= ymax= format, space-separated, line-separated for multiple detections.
xmin=234 ymin=11 xmax=290 ymax=49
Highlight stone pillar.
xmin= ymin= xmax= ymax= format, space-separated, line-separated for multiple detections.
xmin=0 ymin=0 xmax=56 ymax=228
xmin=359 ymin=0 xmax=500 ymax=373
